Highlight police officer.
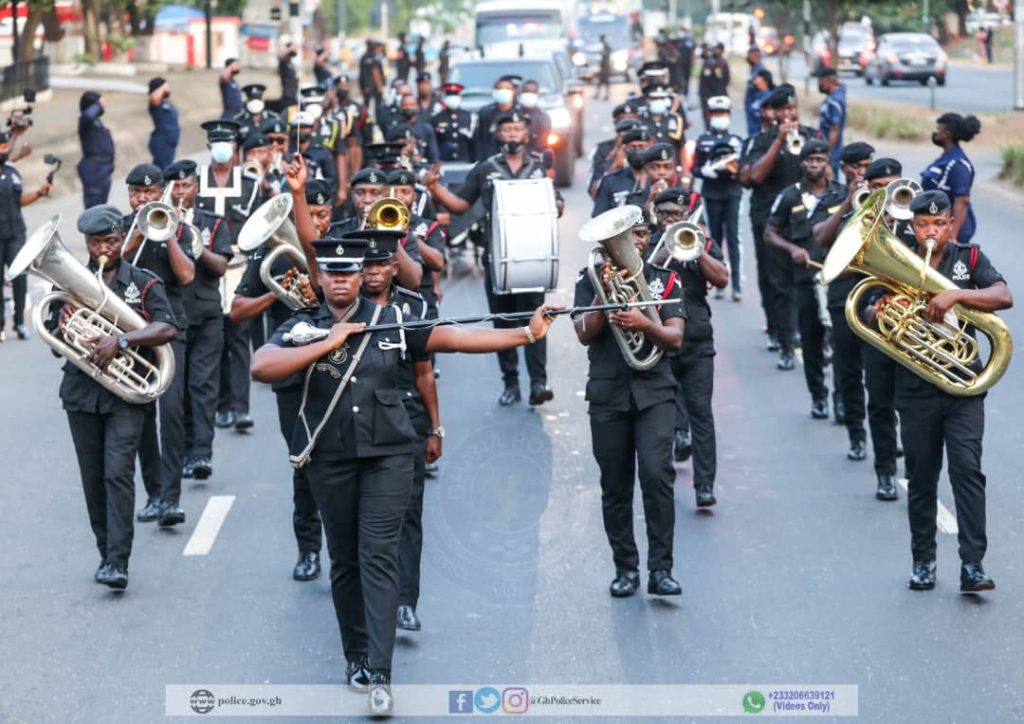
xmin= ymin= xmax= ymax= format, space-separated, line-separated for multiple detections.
xmin=596 ymin=35 xmax=612 ymax=101
xmin=415 ymin=71 xmax=441 ymax=119
xmin=920 ymin=112 xmax=982 ymax=243
xmin=431 ymin=83 xmax=476 ymax=162
xmin=277 ymin=42 xmax=300 ymax=111
xmin=147 ymin=77 xmax=179 ymax=170
xmin=817 ymin=68 xmax=847 ymax=178
xmin=638 ymin=86 xmax=686 ymax=166
xmin=519 ymin=79 xmax=552 ymax=155
xmin=49 ymin=204 xmax=178 ymax=589
xmin=591 ymin=127 xmax=652 ymax=216
xmin=652 ymin=190 xmax=729 ymax=506
xmin=698 ymin=43 xmax=730 ymax=128
xmin=0 ymin=131 xmax=51 ymax=341
xmin=589 ymin=109 xmax=640 ymax=198
xmin=251 ymin=237 xmax=559 ymax=716
xmin=422 ymin=110 xmax=564 ymax=406
xmin=388 ymin=92 xmax=439 ymax=164
xmin=864 ymin=191 xmax=1011 ymax=593
xmin=290 ymin=113 xmax=339 ymax=192
xmin=359 ymin=40 xmax=386 ymax=111
xmin=765 ymin=140 xmax=842 ymax=418
xmin=388 ymin=169 xmax=446 ymax=316
xmin=623 ymin=142 xmax=683 ymax=210
xmin=744 ymin=47 xmax=767 ymax=137
xmin=473 ymin=75 xmax=521 ymax=161
xmin=121 ymin=164 xmax=194 ymax=527
xmin=219 ymin=57 xmax=243 ymax=120
xmin=693 ymin=95 xmax=743 ymax=299
xmin=573 ymin=205 xmax=685 ymax=597
xmin=234 ymin=84 xmax=278 ymax=142
xmin=395 ymin=32 xmax=411 ymax=82
xmin=77 ymin=91 xmax=115 ymax=209
xmin=674 ymin=25 xmax=696 ymax=98
xmin=166 ymin=160 xmax=234 ymax=480
xmin=334 ymin=73 xmax=374 ymax=172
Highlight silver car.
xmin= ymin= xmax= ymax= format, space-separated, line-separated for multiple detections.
xmin=864 ymin=32 xmax=948 ymax=87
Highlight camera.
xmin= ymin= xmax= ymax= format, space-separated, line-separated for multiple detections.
xmin=6 ymin=89 xmax=35 ymax=130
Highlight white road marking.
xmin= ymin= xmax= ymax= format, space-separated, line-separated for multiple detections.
xmin=182 ymin=495 xmax=236 ymax=556
xmin=897 ymin=478 xmax=958 ymax=535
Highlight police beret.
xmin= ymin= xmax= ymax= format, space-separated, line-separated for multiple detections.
xmin=799 ymin=139 xmax=830 ymax=160
xmin=241 ymin=133 xmax=271 ymax=152
xmin=200 ymin=119 xmax=241 ymax=142
xmin=299 ymin=85 xmax=324 ymax=102
xmin=351 ymin=167 xmax=387 ymax=186
xmin=840 ymin=141 xmax=874 ymax=164
xmin=612 ymin=102 xmax=631 ymax=117
xmin=313 ymin=237 xmax=365 ymax=272
xmin=864 ymin=157 xmax=902 ymax=181
xmin=259 ymin=118 xmax=287 ymax=135
xmin=496 ymin=110 xmax=526 ymax=126
xmin=642 ymin=143 xmax=675 ymax=165
xmin=241 ymin=83 xmax=266 ymax=99
xmin=621 ymin=128 xmax=650 ymax=144
xmin=126 ymin=164 xmax=163 ymax=187
xmin=148 ymin=77 xmax=167 ymax=94
xmin=305 ymin=179 xmax=333 ymax=207
xmin=762 ymin=84 xmax=796 ymax=109
xmin=910 ymin=190 xmax=951 ymax=216
xmin=163 ymin=159 xmax=197 ymax=181
xmin=417 ymin=71 xmax=432 ymax=82
xmin=817 ymin=67 xmax=838 ymax=79
xmin=615 ymin=119 xmax=641 ymax=134
xmin=344 ymin=229 xmax=404 ymax=262
xmin=654 ymin=187 xmax=697 ymax=208
xmin=388 ymin=169 xmax=415 ymax=187
xmin=77 ymin=204 xmax=124 ymax=235
xmin=707 ymin=95 xmax=731 ymax=112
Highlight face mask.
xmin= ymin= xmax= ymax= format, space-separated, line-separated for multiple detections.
xmin=246 ymin=99 xmax=264 ymax=114
xmin=401 ymin=108 xmax=418 ymax=119
xmin=210 ymin=142 xmax=234 ymax=164
xmin=520 ymin=92 xmax=539 ymax=109
xmin=164 ymin=90 xmax=172 ymax=100
xmin=931 ymin=131 xmax=944 ymax=147
xmin=817 ymin=85 xmax=827 ymax=95
xmin=649 ymin=100 xmax=668 ymax=115
xmin=493 ymin=88 xmax=514 ymax=105
xmin=444 ymin=95 xmax=462 ymax=110
xmin=626 ymin=150 xmax=645 ymax=171
xmin=297 ymin=134 xmax=313 ymax=145
xmin=0 ymin=153 xmax=8 ymax=166
xmin=710 ymin=115 xmax=730 ymax=131
xmin=500 ymin=140 xmax=523 ymax=155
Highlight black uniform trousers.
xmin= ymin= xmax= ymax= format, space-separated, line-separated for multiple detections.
xmin=829 ymin=308 xmax=867 ymax=444
xmin=864 ymin=346 xmax=900 ymax=476
xmin=897 ymin=393 xmax=987 ymax=563
xmin=671 ymin=343 xmax=717 ymax=488
xmin=67 ymin=404 xmax=148 ymax=568
xmin=590 ymin=399 xmax=676 ymax=573
xmin=706 ymin=196 xmax=742 ymax=292
xmin=0 ymin=235 xmax=27 ymax=328
xmin=768 ymin=247 xmax=799 ymax=346
xmin=138 ymin=335 xmax=187 ymax=505
xmin=397 ymin=401 xmax=428 ymax=609
xmin=184 ymin=315 xmax=224 ymax=460
xmin=275 ymin=388 xmax=323 ymax=554
xmin=218 ymin=315 xmax=251 ymax=415
xmin=484 ymin=275 xmax=547 ymax=387
xmin=775 ymin=271 xmax=828 ymax=401
xmin=306 ymin=453 xmax=413 ymax=671
xmin=750 ymin=221 xmax=776 ymax=333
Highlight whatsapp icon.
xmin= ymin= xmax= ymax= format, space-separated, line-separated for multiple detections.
xmin=742 ymin=690 xmax=766 ymax=714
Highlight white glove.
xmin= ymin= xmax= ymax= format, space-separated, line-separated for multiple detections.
xmin=700 ymin=162 xmax=718 ymax=179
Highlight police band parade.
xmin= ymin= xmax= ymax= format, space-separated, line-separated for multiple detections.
xmin=0 ymin=23 xmax=1012 ymax=718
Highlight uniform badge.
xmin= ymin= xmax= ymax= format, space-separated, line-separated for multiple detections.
xmin=414 ymin=222 xmax=428 ymax=237
xmin=368 ymin=171 xmax=379 ymax=184
xmin=201 ymin=227 xmax=211 ymax=244
xmin=952 ymin=260 xmax=969 ymax=281
xmin=316 ymin=192 xmax=328 ymax=205
xmin=328 ymin=343 xmax=349 ymax=364
xmin=402 ymin=302 xmax=411 ymax=316
xmin=368 ymin=239 xmax=378 ymax=249
xmin=335 ymin=244 xmax=345 ymax=256
xmin=928 ymin=201 xmax=939 ymax=214
xmin=124 ymin=281 xmax=141 ymax=305
xmin=143 ymin=174 xmax=152 ymax=186
xmin=648 ymin=277 xmax=665 ymax=297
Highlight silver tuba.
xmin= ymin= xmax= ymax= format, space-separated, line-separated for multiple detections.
xmin=237 ymin=194 xmax=312 ymax=311
xmin=7 ymin=214 xmax=175 ymax=404
xmin=579 ymin=205 xmax=664 ymax=371
xmin=882 ymin=178 xmax=923 ymax=221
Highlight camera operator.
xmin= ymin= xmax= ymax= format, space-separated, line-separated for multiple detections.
xmin=0 ymin=129 xmax=52 ymax=341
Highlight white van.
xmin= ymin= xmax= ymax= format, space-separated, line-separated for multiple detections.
xmin=704 ymin=12 xmax=759 ymax=55
xmin=473 ymin=0 xmax=569 ymax=50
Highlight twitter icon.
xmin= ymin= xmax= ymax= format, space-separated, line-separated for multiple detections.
xmin=474 ymin=687 xmax=501 ymax=714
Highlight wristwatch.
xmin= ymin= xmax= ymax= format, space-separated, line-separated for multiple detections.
xmin=427 ymin=426 xmax=445 ymax=440
xmin=117 ymin=334 xmax=129 ymax=351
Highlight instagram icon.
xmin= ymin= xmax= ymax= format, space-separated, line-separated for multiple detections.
xmin=502 ymin=687 xmax=529 ymax=714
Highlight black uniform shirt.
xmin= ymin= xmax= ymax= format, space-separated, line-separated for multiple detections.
xmin=406 ymin=215 xmax=446 ymax=308
xmin=589 ymin=137 xmax=616 ymax=188
xmin=768 ymin=179 xmax=844 ymax=284
xmin=693 ymin=130 xmax=743 ymax=200
xmin=121 ymin=213 xmax=192 ymax=328
xmin=639 ymin=112 xmax=685 ymax=152
xmin=827 ymin=208 xmax=918 ymax=310
xmin=49 ymin=260 xmax=176 ymax=413
xmin=740 ymin=124 xmax=815 ymax=221
xmin=591 ymin=165 xmax=640 ymax=217
xmin=473 ymin=102 xmax=523 ymax=160
xmin=0 ymin=162 xmax=26 ymax=239
xmin=196 ymin=165 xmax=263 ymax=242
xmin=431 ymin=107 xmax=476 ymax=162
xmin=181 ymin=208 xmax=233 ymax=322
xmin=572 ymin=263 xmax=686 ymax=411
xmin=658 ymin=233 xmax=725 ymax=345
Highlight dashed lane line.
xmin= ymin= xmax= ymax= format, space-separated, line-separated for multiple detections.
xmin=182 ymin=495 xmax=236 ymax=556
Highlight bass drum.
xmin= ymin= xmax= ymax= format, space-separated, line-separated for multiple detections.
xmin=489 ymin=178 xmax=559 ymax=294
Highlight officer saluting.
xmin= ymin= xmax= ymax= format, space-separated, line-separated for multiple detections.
xmin=147 ymin=77 xmax=180 ymax=170
xmin=77 ymin=91 xmax=115 ymax=208
xmin=431 ymin=83 xmax=476 ymax=162
xmin=48 ymin=204 xmax=178 ymax=589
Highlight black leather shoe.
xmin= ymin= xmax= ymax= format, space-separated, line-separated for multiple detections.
xmin=732 ymin=290 xmax=742 ymax=302
xmin=673 ymin=430 xmax=692 ymax=462
xmin=695 ymin=485 xmax=717 ymax=508
xmin=397 ymin=605 xmax=421 ymax=631
xmin=158 ymin=503 xmax=186 ymax=527
xmin=368 ymin=670 xmax=393 ymax=716
xmin=214 ymin=411 xmax=235 ymax=428
xmin=908 ymin=560 xmax=937 ymax=590
xmin=346 ymin=656 xmax=371 ymax=691
xmin=766 ymin=332 xmax=780 ymax=352
xmin=777 ymin=352 xmax=795 ymax=371
xmin=960 ymin=561 xmax=995 ymax=593
xmin=14 ymin=324 xmax=29 ymax=340
xmin=648 ymin=569 xmax=682 ymax=596
xmin=94 ymin=561 xmax=107 ymax=583
xmin=811 ymin=399 xmax=829 ymax=419
xmin=136 ymin=500 xmax=162 ymax=522
xmin=191 ymin=457 xmax=212 ymax=480
xmin=293 ymin=551 xmax=321 ymax=581
xmin=95 ymin=563 xmax=128 ymax=590
xmin=834 ymin=399 xmax=847 ymax=424
xmin=181 ymin=459 xmax=195 ymax=479
xmin=424 ymin=461 xmax=439 ymax=478
xmin=875 ymin=474 xmax=898 ymax=501
xmin=609 ymin=570 xmax=640 ymax=598
xmin=233 ymin=412 xmax=254 ymax=431
xmin=847 ymin=440 xmax=867 ymax=461
xmin=528 ymin=384 xmax=554 ymax=406
xmin=498 ymin=384 xmax=521 ymax=406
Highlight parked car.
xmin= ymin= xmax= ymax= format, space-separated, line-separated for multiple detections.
xmin=864 ymin=32 xmax=947 ymax=86
xmin=836 ymin=21 xmax=874 ymax=76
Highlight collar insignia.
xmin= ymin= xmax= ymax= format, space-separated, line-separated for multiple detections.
xmin=648 ymin=277 xmax=665 ymax=296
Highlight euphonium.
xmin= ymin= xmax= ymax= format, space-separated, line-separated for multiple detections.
xmin=821 ymin=189 xmax=1012 ymax=396
xmin=882 ymin=177 xmax=922 ymax=220
xmin=237 ymin=194 xmax=311 ymax=311
xmin=365 ymin=197 xmax=410 ymax=231
xmin=579 ymin=205 xmax=664 ymax=371
xmin=6 ymin=214 xmax=175 ymax=404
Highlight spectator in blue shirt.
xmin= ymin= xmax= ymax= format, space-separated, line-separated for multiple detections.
xmin=747 ymin=68 xmax=774 ymax=137
xmin=744 ymin=46 xmax=767 ymax=136
xmin=921 ymin=112 xmax=982 ymax=243
xmin=817 ymin=68 xmax=846 ymax=177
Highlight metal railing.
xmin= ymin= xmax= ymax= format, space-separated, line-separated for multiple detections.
xmin=1 ymin=56 xmax=50 ymax=103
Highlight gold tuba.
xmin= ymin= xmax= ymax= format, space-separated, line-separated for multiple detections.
xmin=7 ymin=214 xmax=175 ymax=404
xmin=364 ymin=197 xmax=410 ymax=231
xmin=579 ymin=205 xmax=665 ymax=371
xmin=821 ymin=190 xmax=1012 ymax=396
xmin=237 ymin=194 xmax=311 ymax=311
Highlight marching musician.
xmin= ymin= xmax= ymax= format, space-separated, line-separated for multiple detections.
xmin=51 ymin=204 xmax=178 ymax=589
xmin=415 ymin=71 xmax=442 ymax=119
xmin=591 ymin=127 xmax=652 ymax=217
xmin=387 ymin=168 xmax=446 ymax=317
xmin=626 ymin=142 xmax=687 ymax=211
xmin=862 ymin=191 xmax=1011 ymax=593
xmin=291 ymin=113 xmax=338 ymax=191
xmin=333 ymin=73 xmax=374 ymax=178
xmin=573 ymin=206 xmax=685 ymax=597
xmin=121 ymin=164 xmax=193 ymax=527
xmin=588 ymin=107 xmax=640 ymax=198
xmin=422 ymin=110 xmax=563 ymax=407
xmin=391 ymin=93 xmax=440 ymax=164
xmin=431 ymin=82 xmax=476 ymax=163
xmin=251 ymin=237 xmax=559 ymax=715
xmin=637 ymin=85 xmax=686 ymax=166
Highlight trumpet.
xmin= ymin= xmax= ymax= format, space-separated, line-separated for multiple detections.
xmin=649 ymin=196 xmax=707 ymax=265
xmin=364 ymin=197 xmax=411 ymax=231
xmin=851 ymin=185 xmax=872 ymax=210
xmin=708 ymin=152 xmax=740 ymax=173
xmin=7 ymin=214 xmax=175 ymax=403
xmin=882 ymin=177 xmax=922 ymax=221
xmin=786 ymin=129 xmax=805 ymax=156
xmin=237 ymin=194 xmax=312 ymax=311
xmin=241 ymin=159 xmax=265 ymax=185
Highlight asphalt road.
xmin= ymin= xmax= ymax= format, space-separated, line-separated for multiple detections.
xmin=3 ymin=82 xmax=1024 ymax=723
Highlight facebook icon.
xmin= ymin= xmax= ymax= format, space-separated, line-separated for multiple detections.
xmin=449 ymin=690 xmax=473 ymax=714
